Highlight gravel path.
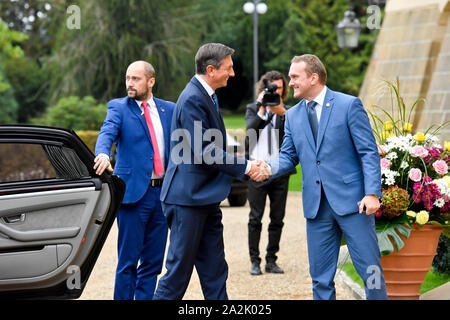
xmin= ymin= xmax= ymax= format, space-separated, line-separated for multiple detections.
xmin=80 ymin=191 xmax=354 ymax=300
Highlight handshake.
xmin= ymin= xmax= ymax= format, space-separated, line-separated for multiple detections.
xmin=248 ymin=160 xmax=272 ymax=182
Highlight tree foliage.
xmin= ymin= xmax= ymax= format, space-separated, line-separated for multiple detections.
xmin=45 ymin=0 xmax=203 ymax=104
xmin=1 ymin=0 xmax=379 ymax=121
xmin=34 ymin=95 xmax=106 ymax=130
xmin=0 ymin=20 xmax=28 ymax=123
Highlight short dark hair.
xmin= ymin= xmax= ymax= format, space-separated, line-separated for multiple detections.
xmin=195 ymin=43 xmax=235 ymax=75
xmin=257 ymin=70 xmax=289 ymax=100
xmin=291 ymin=54 xmax=327 ymax=84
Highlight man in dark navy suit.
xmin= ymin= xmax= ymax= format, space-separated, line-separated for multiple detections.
xmin=154 ymin=43 xmax=260 ymax=300
xmin=94 ymin=61 xmax=175 ymax=300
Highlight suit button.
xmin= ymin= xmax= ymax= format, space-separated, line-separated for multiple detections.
xmin=316 ymin=180 xmax=320 ymax=185
xmin=150 ymin=156 xmax=154 ymax=160
xmin=148 ymin=172 xmax=152 ymax=177
xmin=316 ymin=161 xmax=320 ymax=165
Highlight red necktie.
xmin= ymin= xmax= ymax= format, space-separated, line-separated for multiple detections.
xmin=142 ymin=101 xmax=164 ymax=176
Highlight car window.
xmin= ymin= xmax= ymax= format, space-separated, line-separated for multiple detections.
xmin=0 ymin=143 xmax=90 ymax=183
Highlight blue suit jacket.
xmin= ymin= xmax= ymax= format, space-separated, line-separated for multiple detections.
xmin=160 ymin=76 xmax=248 ymax=206
xmin=95 ymin=96 xmax=175 ymax=204
xmin=269 ymin=88 xmax=382 ymax=219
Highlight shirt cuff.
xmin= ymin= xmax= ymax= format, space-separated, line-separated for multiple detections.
xmin=245 ymin=160 xmax=252 ymax=174
xmin=96 ymin=153 xmax=110 ymax=161
xmin=257 ymin=111 xmax=268 ymax=121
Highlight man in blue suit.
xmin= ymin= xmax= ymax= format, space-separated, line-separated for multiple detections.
xmin=94 ymin=61 xmax=175 ymax=300
xmin=252 ymin=54 xmax=387 ymax=300
xmin=154 ymin=43 xmax=259 ymax=300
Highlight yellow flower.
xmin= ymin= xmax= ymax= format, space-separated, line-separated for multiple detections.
xmin=413 ymin=132 xmax=425 ymax=142
xmin=402 ymin=122 xmax=412 ymax=132
xmin=445 ymin=141 xmax=450 ymax=152
xmin=443 ymin=175 xmax=450 ymax=187
xmin=381 ymin=131 xmax=395 ymax=140
xmin=406 ymin=210 xmax=417 ymax=218
xmin=384 ymin=121 xmax=393 ymax=131
xmin=416 ymin=210 xmax=429 ymax=225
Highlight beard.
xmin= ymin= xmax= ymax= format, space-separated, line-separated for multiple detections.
xmin=127 ymin=87 xmax=148 ymax=101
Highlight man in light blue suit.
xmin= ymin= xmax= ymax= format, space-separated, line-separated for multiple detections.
xmin=252 ymin=54 xmax=387 ymax=300
xmin=94 ymin=61 xmax=175 ymax=300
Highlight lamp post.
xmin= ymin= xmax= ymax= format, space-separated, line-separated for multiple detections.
xmin=335 ymin=7 xmax=362 ymax=49
xmin=336 ymin=0 xmax=386 ymax=49
xmin=243 ymin=0 xmax=267 ymax=101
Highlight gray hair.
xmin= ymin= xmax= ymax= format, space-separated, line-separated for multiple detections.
xmin=195 ymin=43 xmax=234 ymax=75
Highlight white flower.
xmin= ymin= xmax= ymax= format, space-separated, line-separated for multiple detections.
xmin=385 ymin=177 xmax=396 ymax=185
xmin=400 ymin=161 xmax=409 ymax=169
xmin=386 ymin=152 xmax=398 ymax=160
xmin=434 ymin=178 xmax=449 ymax=197
xmin=434 ymin=198 xmax=445 ymax=208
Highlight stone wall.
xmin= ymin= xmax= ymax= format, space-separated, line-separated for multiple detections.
xmin=359 ymin=0 xmax=450 ymax=140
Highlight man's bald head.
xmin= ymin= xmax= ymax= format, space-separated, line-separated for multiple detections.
xmin=127 ymin=61 xmax=155 ymax=80
xmin=125 ymin=61 xmax=156 ymax=101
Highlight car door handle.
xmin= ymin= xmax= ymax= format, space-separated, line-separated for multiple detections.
xmin=0 ymin=222 xmax=80 ymax=242
xmin=3 ymin=213 xmax=26 ymax=224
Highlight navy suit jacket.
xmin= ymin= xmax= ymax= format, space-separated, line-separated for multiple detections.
xmin=269 ymin=88 xmax=382 ymax=219
xmin=95 ymin=96 xmax=175 ymax=204
xmin=160 ymin=76 xmax=248 ymax=206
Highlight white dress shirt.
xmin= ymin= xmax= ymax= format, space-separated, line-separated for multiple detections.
xmin=136 ymin=95 xmax=165 ymax=179
xmin=250 ymin=109 xmax=279 ymax=162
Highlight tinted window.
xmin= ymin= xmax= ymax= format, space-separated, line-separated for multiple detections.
xmin=0 ymin=143 xmax=57 ymax=183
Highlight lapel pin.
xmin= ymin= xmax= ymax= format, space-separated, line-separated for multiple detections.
xmin=326 ymin=102 xmax=331 ymax=107
xmin=161 ymin=108 xmax=165 ymax=112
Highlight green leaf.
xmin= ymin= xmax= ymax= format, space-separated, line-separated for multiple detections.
xmin=376 ymin=215 xmax=411 ymax=256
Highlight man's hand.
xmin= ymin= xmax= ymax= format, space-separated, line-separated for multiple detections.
xmin=267 ymin=104 xmax=286 ymax=116
xmin=93 ymin=154 xmax=113 ymax=175
xmin=248 ymin=160 xmax=271 ymax=182
xmin=358 ymin=195 xmax=381 ymax=215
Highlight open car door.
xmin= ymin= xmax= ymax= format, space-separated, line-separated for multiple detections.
xmin=0 ymin=125 xmax=125 ymax=299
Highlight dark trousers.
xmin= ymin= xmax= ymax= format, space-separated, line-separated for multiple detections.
xmin=114 ymin=185 xmax=168 ymax=300
xmin=248 ymin=175 xmax=290 ymax=265
xmin=154 ymin=202 xmax=228 ymax=300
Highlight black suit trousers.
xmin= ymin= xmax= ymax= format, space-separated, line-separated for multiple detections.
xmin=247 ymin=175 xmax=290 ymax=264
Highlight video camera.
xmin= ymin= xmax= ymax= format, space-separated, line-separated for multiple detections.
xmin=261 ymin=79 xmax=281 ymax=107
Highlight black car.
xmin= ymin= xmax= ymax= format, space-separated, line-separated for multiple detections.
xmin=0 ymin=125 xmax=125 ymax=299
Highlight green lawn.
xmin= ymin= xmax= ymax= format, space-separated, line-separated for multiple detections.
xmin=341 ymin=263 xmax=450 ymax=295
xmin=223 ymin=114 xmax=246 ymax=129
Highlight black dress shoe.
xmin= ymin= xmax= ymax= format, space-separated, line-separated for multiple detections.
xmin=250 ymin=262 xmax=262 ymax=275
xmin=265 ymin=262 xmax=284 ymax=274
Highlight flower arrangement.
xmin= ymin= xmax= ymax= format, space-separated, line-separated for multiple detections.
xmin=368 ymin=79 xmax=450 ymax=255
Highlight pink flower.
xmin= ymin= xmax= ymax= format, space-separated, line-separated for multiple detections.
xmin=432 ymin=160 xmax=448 ymax=175
xmin=377 ymin=144 xmax=386 ymax=156
xmin=375 ymin=209 xmax=383 ymax=218
xmin=409 ymin=168 xmax=422 ymax=182
xmin=380 ymin=158 xmax=390 ymax=169
xmin=411 ymin=146 xmax=429 ymax=158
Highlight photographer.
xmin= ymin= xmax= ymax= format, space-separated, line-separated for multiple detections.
xmin=245 ymin=70 xmax=296 ymax=275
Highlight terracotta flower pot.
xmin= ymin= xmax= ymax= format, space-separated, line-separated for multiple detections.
xmin=380 ymin=224 xmax=444 ymax=300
